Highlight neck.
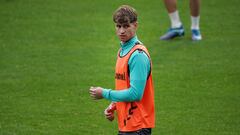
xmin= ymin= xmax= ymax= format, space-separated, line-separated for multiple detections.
xmin=121 ymin=35 xmax=135 ymax=44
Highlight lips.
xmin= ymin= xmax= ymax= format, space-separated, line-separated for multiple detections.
xmin=120 ymin=35 xmax=126 ymax=39
xmin=119 ymin=35 xmax=127 ymax=41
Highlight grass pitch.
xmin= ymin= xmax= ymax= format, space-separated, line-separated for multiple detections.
xmin=0 ymin=0 xmax=240 ymax=134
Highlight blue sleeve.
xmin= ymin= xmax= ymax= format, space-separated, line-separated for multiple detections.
xmin=102 ymin=50 xmax=150 ymax=102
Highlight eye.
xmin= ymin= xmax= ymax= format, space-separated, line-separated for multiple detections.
xmin=123 ymin=24 xmax=129 ymax=28
xmin=116 ymin=25 xmax=121 ymax=28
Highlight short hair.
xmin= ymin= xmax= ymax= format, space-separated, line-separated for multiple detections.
xmin=113 ymin=5 xmax=138 ymax=24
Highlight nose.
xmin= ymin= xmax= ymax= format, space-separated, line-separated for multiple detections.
xmin=119 ymin=27 xmax=125 ymax=34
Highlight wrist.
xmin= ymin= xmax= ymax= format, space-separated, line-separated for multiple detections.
xmin=102 ymin=89 xmax=110 ymax=99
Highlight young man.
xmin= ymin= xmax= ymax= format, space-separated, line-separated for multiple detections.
xmin=89 ymin=5 xmax=155 ymax=135
xmin=160 ymin=0 xmax=202 ymax=41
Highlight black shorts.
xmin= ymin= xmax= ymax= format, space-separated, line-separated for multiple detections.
xmin=118 ymin=128 xmax=151 ymax=135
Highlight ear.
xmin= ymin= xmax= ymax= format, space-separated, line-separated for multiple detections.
xmin=134 ymin=21 xmax=138 ymax=28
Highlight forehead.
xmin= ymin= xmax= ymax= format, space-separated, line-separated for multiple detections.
xmin=115 ymin=22 xmax=133 ymax=26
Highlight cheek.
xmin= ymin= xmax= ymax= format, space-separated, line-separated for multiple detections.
xmin=129 ymin=29 xmax=135 ymax=35
xmin=115 ymin=29 xmax=119 ymax=35
xmin=132 ymin=27 xmax=137 ymax=33
xmin=131 ymin=29 xmax=135 ymax=34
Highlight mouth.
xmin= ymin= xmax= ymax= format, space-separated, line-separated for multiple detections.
xmin=120 ymin=35 xmax=126 ymax=38
xmin=118 ymin=34 xmax=127 ymax=41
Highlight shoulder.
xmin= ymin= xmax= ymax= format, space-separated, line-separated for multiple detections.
xmin=129 ymin=49 xmax=150 ymax=64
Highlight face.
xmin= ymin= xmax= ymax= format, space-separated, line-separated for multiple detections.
xmin=115 ymin=22 xmax=138 ymax=43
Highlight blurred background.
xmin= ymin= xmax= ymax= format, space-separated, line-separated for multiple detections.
xmin=0 ymin=0 xmax=239 ymax=134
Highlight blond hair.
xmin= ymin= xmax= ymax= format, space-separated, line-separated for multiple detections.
xmin=113 ymin=5 xmax=138 ymax=24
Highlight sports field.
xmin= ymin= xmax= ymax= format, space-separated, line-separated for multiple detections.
xmin=0 ymin=0 xmax=239 ymax=134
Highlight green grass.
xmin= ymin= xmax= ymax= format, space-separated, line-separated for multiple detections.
xmin=0 ymin=0 xmax=240 ymax=134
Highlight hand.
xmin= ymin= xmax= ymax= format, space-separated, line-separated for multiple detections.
xmin=89 ymin=86 xmax=103 ymax=100
xmin=104 ymin=108 xmax=114 ymax=121
xmin=104 ymin=103 xmax=116 ymax=121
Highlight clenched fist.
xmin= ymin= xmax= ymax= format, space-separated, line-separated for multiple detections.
xmin=104 ymin=102 xmax=116 ymax=121
xmin=89 ymin=86 xmax=103 ymax=100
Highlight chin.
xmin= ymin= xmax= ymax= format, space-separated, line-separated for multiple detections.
xmin=119 ymin=38 xmax=126 ymax=42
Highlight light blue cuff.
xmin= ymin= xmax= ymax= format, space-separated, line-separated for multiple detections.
xmin=102 ymin=88 xmax=111 ymax=100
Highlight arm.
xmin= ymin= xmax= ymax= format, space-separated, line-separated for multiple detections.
xmin=102 ymin=51 xmax=150 ymax=102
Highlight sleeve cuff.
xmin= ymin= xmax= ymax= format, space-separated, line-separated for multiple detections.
xmin=102 ymin=88 xmax=110 ymax=99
